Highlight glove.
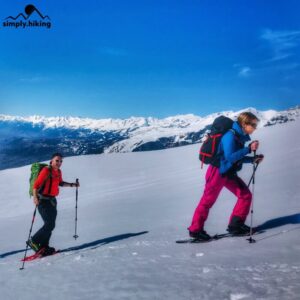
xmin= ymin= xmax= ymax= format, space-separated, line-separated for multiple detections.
xmin=254 ymin=154 xmax=264 ymax=164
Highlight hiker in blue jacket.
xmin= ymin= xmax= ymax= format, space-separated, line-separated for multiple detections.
xmin=189 ymin=112 xmax=264 ymax=240
xmin=219 ymin=118 xmax=255 ymax=175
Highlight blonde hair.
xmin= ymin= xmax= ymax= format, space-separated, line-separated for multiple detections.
xmin=237 ymin=112 xmax=259 ymax=126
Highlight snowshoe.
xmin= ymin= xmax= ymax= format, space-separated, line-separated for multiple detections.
xmin=42 ymin=246 xmax=56 ymax=256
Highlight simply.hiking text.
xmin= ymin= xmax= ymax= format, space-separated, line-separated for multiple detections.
xmin=3 ymin=4 xmax=51 ymax=29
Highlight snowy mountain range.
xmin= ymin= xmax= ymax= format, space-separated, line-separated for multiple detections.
xmin=0 ymin=106 xmax=299 ymax=170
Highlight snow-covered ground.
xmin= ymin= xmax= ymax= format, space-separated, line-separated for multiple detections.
xmin=0 ymin=119 xmax=299 ymax=300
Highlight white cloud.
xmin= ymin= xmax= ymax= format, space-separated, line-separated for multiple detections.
xmin=238 ymin=66 xmax=251 ymax=77
xmin=261 ymin=29 xmax=300 ymax=61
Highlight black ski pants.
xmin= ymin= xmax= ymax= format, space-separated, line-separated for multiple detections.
xmin=32 ymin=197 xmax=57 ymax=247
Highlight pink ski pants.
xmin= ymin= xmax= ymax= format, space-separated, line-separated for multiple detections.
xmin=188 ymin=165 xmax=252 ymax=232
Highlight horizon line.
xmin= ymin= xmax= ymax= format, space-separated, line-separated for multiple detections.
xmin=1 ymin=105 xmax=299 ymax=121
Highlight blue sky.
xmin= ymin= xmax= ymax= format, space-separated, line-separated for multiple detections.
xmin=0 ymin=0 xmax=299 ymax=118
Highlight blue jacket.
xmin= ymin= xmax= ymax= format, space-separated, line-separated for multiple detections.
xmin=218 ymin=121 xmax=253 ymax=175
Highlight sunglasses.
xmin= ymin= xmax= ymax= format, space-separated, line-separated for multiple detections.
xmin=247 ymin=122 xmax=257 ymax=129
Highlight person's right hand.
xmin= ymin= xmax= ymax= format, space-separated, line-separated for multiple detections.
xmin=254 ymin=154 xmax=264 ymax=164
xmin=33 ymin=197 xmax=39 ymax=206
xmin=249 ymin=140 xmax=259 ymax=151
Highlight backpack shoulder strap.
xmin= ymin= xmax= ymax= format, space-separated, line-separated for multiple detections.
xmin=46 ymin=166 xmax=53 ymax=195
xmin=39 ymin=166 xmax=52 ymax=195
xmin=47 ymin=165 xmax=53 ymax=175
xmin=229 ymin=128 xmax=236 ymax=135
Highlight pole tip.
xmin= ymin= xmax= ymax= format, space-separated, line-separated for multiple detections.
xmin=247 ymin=237 xmax=256 ymax=243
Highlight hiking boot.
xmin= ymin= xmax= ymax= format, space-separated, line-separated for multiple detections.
xmin=227 ymin=224 xmax=251 ymax=235
xmin=189 ymin=230 xmax=211 ymax=241
xmin=227 ymin=216 xmax=251 ymax=235
xmin=42 ymin=246 xmax=56 ymax=256
xmin=26 ymin=238 xmax=42 ymax=252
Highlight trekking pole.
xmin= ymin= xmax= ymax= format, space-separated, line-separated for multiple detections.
xmin=247 ymin=162 xmax=259 ymax=188
xmin=247 ymin=151 xmax=258 ymax=244
xmin=20 ymin=206 xmax=37 ymax=270
xmin=73 ymin=178 xmax=79 ymax=240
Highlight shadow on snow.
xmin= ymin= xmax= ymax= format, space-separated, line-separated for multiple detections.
xmin=0 ymin=231 xmax=148 ymax=259
xmin=256 ymin=213 xmax=300 ymax=231
xmin=2 ymin=214 xmax=300 ymax=259
xmin=59 ymin=231 xmax=149 ymax=253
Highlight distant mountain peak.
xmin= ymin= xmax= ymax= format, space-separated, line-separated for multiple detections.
xmin=1 ymin=106 xmax=299 ymax=131
xmin=0 ymin=106 xmax=299 ymax=170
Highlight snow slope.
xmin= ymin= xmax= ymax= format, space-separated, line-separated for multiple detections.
xmin=0 ymin=119 xmax=299 ymax=300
